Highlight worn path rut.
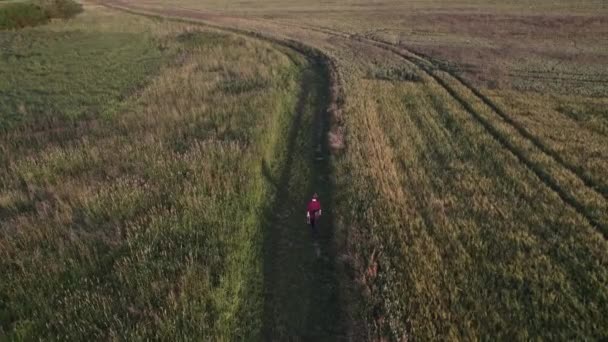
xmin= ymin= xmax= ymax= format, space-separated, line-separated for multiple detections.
xmin=99 ymin=1 xmax=346 ymax=340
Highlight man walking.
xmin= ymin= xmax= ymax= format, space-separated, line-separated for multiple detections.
xmin=306 ymin=193 xmax=322 ymax=237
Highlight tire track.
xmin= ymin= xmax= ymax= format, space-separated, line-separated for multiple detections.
xmin=363 ymin=35 xmax=608 ymax=202
xmin=272 ymin=20 xmax=608 ymax=202
xmin=261 ymin=61 xmax=345 ymax=341
xmin=266 ymin=22 xmax=608 ymax=236
xmin=362 ymin=36 xmax=608 ymax=236
xmin=101 ymin=0 xmax=608 ymax=234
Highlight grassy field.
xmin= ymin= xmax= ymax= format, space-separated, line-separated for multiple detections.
xmin=132 ymin=0 xmax=608 ymax=190
xmin=0 ymin=4 xmax=326 ymax=339
xmin=2 ymin=0 xmax=608 ymax=340
xmin=102 ymin=0 xmax=608 ymax=339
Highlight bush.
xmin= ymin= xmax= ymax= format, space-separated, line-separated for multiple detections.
xmin=39 ymin=0 xmax=82 ymax=19
xmin=0 ymin=2 xmax=49 ymax=29
xmin=370 ymin=67 xmax=422 ymax=82
xmin=0 ymin=0 xmax=82 ymax=30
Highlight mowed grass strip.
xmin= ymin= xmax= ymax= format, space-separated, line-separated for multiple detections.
xmin=0 ymin=5 xmax=306 ymax=340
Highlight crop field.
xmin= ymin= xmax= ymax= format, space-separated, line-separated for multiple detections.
xmin=1 ymin=0 xmax=607 ymax=340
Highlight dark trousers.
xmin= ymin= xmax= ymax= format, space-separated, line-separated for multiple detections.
xmin=309 ymin=217 xmax=318 ymax=238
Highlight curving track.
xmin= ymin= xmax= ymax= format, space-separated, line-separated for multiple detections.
xmin=98 ymin=0 xmax=349 ymax=340
xmin=98 ymin=1 xmax=608 ymax=339
xmin=105 ymin=0 xmax=608 ymax=237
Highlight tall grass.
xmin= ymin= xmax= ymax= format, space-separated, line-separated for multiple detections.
xmin=0 ymin=5 xmax=306 ymax=339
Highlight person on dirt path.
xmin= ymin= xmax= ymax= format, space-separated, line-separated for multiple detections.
xmin=306 ymin=193 xmax=322 ymax=237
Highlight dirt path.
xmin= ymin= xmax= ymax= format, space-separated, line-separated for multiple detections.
xmin=98 ymin=1 xmax=346 ymax=339
xmin=263 ymin=18 xmax=608 ymax=236
xmin=262 ymin=60 xmax=343 ymax=340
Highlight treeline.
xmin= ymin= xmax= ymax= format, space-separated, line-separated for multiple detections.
xmin=0 ymin=0 xmax=82 ymax=30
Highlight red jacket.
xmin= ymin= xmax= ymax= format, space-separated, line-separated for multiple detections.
xmin=307 ymin=198 xmax=321 ymax=216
